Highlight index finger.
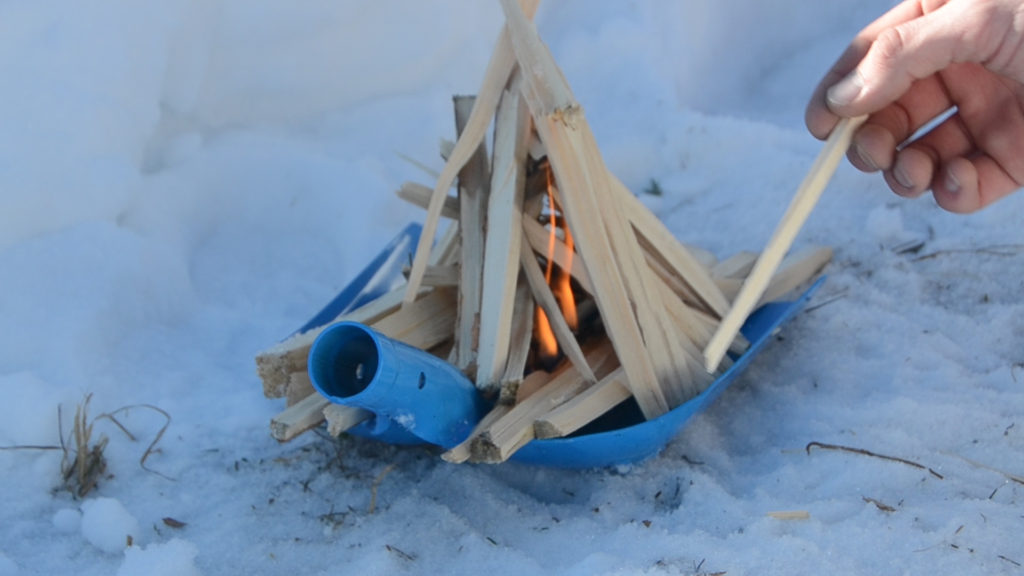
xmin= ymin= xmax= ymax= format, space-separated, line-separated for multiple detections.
xmin=805 ymin=0 xmax=932 ymax=139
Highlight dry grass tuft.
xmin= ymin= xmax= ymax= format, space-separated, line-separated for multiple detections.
xmin=0 ymin=393 xmax=176 ymax=498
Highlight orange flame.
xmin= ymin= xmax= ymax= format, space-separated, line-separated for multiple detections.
xmin=534 ymin=169 xmax=578 ymax=366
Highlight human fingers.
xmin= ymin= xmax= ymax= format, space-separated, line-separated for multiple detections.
xmin=932 ymin=155 xmax=1024 ymax=213
xmin=846 ymin=74 xmax=955 ymax=172
xmin=806 ymin=0 xmax=935 ymax=139
xmin=825 ymin=0 xmax=1007 ymax=119
xmin=874 ymin=114 xmax=970 ymax=195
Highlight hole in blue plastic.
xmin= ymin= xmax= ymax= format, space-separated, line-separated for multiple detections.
xmin=309 ymin=324 xmax=379 ymax=399
xmin=418 ymin=372 xmax=426 ymax=390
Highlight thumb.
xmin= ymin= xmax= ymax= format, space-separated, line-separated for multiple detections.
xmin=826 ymin=4 xmax=972 ymax=116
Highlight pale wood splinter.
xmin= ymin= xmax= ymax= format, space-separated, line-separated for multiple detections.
xmin=704 ymin=115 xmax=866 ymax=372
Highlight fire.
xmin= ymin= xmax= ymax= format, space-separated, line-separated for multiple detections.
xmin=534 ymin=169 xmax=578 ymax=367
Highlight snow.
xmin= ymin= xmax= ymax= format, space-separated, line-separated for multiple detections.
xmin=51 ymin=508 xmax=82 ymax=534
xmin=80 ymin=498 xmax=140 ymax=554
xmin=1 ymin=1 xmax=1021 ymax=575
xmin=116 ymin=539 xmax=201 ymax=576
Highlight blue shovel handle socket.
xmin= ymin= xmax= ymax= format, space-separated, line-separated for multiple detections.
xmin=308 ymin=321 xmax=487 ymax=449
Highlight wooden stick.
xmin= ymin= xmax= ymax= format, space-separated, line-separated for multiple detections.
xmin=402 ymin=0 xmax=540 ymax=304
xmin=533 ymin=367 xmax=629 ymax=438
xmin=441 ymin=404 xmax=512 ymax=464
xmin=515 ymin=366 xmax=552 ymax=403
xmin=522 ymin=217 xmax=593 ymax=294
xmin=324 ymin=403 xmax=372 ymax=437
xmin=475 ymin=79 xmax=532 ymax=393
xmin=434 ymin=221 xmax=462 ymax=267
xmin=704 ymin=116 xmax=866 ymax=372
xmin=615 ymin=176 xmax=730 ymax=318
xmin=452 ymin=95 xmax=490 ymax=372
xmin=270 ymin=393 xmax=331 ymax=442
xmin=759 ymin=246 xmax=833 ymax=305
xmin=408 ymin=265 xmax=459 ymax=288
xmin=396 ymin=182 xmax=459 ymax=219
xmin=285 ymin=371 xmax=315 ymax=407
xmin=499 ymin=275 xmax=536 ymax=402
xmin=712 ymin=251 xmax=758 ymax=280
xmin=471 ymin=342 xmax=617 ymax=462
xmin=371 ymin=287 xmax=458 ymax=350
xmin=518 ymin=235 xmax=596 ymax=384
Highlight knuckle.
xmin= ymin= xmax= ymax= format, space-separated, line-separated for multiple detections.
xmin=873 ymin=27 xmax=909 ymax=66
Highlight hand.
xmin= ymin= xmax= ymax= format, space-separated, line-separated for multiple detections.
xmin=806 ymin=0 xmax=1024 ymax=213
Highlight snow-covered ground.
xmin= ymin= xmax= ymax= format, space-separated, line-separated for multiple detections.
xmin=2 ymin=1 xmax=1022 ymax=574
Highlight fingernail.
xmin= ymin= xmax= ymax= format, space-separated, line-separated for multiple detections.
xmin=945 ymin=169 xmax=960 ymax=194
xmin=894 ymin=163 xmax=914 ymax=190
xmin=827 ymin=71 xmax=864 ymax=108
xmin=853 ymin=143 xmax=878 ymax=172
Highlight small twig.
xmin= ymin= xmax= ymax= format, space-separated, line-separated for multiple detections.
xmin=767 ymin=510 xmax=810 ymax=520
xmin=943 ymin=452 xmax=1024 ymax=486
xmin=0 ymin=445 xmax=62 ymax=451
xmin=99 ymin=404 xmax=174 ymax=481
xmin=862 ymin=496 xmax=896 ymax=512
xmin=804 ymin=287 xmax=850 ymax=313
xmin=998 ymin=555 xmax=1022 ymax=567
xmin=385 ymin=544 xmax=416 ymax=562
xmin=806 ymin=441 xmax=944 ymax=479
xmin=368 ymin=464 xmax=397 ymax=514
xmin=911 ymin=244 xmax=1024 ymax=262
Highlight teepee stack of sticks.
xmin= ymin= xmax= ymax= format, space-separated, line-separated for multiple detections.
xmin=255 ymin=0 xmax=858 ymax=464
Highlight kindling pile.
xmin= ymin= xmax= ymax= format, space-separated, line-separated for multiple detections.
xmin=255 ymin=0 xmax=862 ymax=464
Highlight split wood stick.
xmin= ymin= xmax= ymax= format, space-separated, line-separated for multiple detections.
xmin=534 ymin=367 xmax=630 ymax=439
xmin=759 ymin=246 xmax=833 ymax=305
xmin=704 ymin=115 xmax=867 ymax=372
xmin=518 ymin=235 xmax=596 ymax=384
xmin=434 ymin=220 xmax=462 ymax=267
xmin=522 ymin=216 xmax=593 ymax=294
xmin=372 ymin=287 xmax=458 ymax=349
xmin=713 ymin=247 xmax=833 ymax=304
xmin=499 ymin=276 xmax=536 ymax=403
xmin=475 ymin=80 xmax=532 ymax=393
xmin=270 ymin=392 xmax=331 ymax=442
xmin=528 ymin=130 xmax=546 ymax=161
xmin=614 ymin=176 xmax=731 ymax=318
xmin=285 ymin=371 xmax=315 ymax=407
xmin=684 ymin=244 xmax=719 ymax=270
xmin=712 ymin=251 xmax=758 ymax=280
xmin=442 ymin=404 xmax=512 ymax=464
xmin=642 ymin=242 xmax=708 ymax=314
xmin=396 ymin=182 xmax=460 ymax=220
xmin=690 ymin=307 xmax=749 ymax=358
xmin=402 ymin=0 xmax=540 ymax=304
xmin=395 ymin=151 xmax=441 ymax=180
xmin=323 ymin=403 xmax=372 ymax=437
xmin=452 ymin=95 xmax=490 ymax=372
xmin=652 ymin=278 xmax=714 ymax=361
xmin=515 ymin=367 xmax=550 ymax=403
xmin=412 ymin=265 xmax=460 ymax=288
xmin=471 ymin=342 xmax=618 ymax=462
xmin=500 ymin=0 xmax=668 ymax=417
